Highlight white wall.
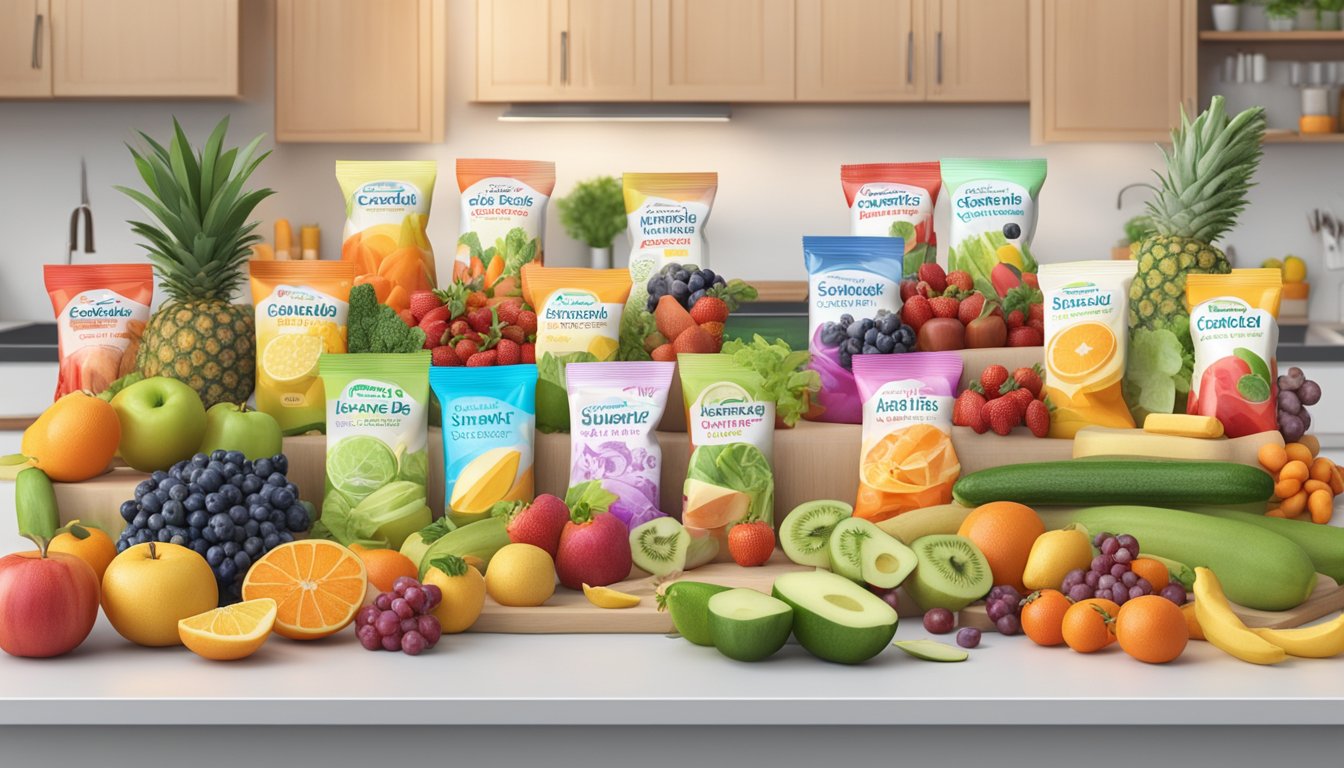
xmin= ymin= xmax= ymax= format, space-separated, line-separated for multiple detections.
xmin=2 ymin=0 xmax=1342 ymax=322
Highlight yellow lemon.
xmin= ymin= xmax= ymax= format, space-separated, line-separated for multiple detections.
xmin=261 ymin=333 xmax=324 ymax=382
xmin=1282 ymin=256 xmax=1307 ymax=283
xmin=586 ymin=335 xmax=619 ymax=361
xmin=485 ymin=543 xmax=556 ymax=607
xmin=178 ymin=598 xmax=277 ymax=661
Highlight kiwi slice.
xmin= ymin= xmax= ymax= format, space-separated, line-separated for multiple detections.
xmin=780 ymin=500 xmax=852 ymax=568
xmin=892 ymin=639 xmax=969 ymax=662
xmin=829 ymin=517 xmax=893 ymax=582
xmin=630 ymin=517 xmax=691 ymax=577
xmin=860 ymin=534 xmax=917 ymax=590
xmin=904 ymin=534 xmax=993 ymax=612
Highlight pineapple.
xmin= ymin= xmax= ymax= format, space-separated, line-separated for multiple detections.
xmin=117 ymin=118 xmax=273 ymax=408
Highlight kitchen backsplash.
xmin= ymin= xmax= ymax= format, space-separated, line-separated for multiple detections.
xmin=1 ymin=0 xmax=1342 ymax=323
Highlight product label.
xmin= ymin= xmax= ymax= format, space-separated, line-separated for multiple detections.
xmin=538 ymin=289 xmax=623 ymax=360
xmin=627 ymin=196 xmax=712 ymax=287
xmin=256 ymin=285 xmax=349 ymax=413
xmin=1042 ymin=280 xmax=1125 ymax=399
xmin=951 ymin=180 xmax=1031 ymax=227
xmin=850 ymin=181 xmax=934 ymax=238
xmin=689 ymin=381 xmax=775 ymax=459
xmin=346 ymin=179 xmax=424 ymax=230
xmin=459 ymin=176 xmax=547 ymax=257
xmin=1189 ymin=297 xmax=1278 ymax=403
xmin=863 ymin=379 xmax=952 ymax=438
xmin=56 ymin=288 xmax=150 ymax=353
xmin=328 ymin=378 xmax=427 ymax=453
xmin=809 ymin=268 xmax=902 ymax=326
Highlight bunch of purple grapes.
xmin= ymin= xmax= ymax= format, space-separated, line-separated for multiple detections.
xmin=984 ymin=585 xmax=1025 ymax=635
xmin=355 ymin=576 xmax=443 ymax=656
xmin=1060 ymin=532 xmax=1186 ymax=607
xmin=1277 ymin=366 xmax=1321 ymax=443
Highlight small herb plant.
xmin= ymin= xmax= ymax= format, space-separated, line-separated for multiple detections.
xmin=556 ymin=176 xmax=627 ymax=249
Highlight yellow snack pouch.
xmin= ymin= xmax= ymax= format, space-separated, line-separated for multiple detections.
xmin=336 ymin=160 xmax=437 ymax=314
xmin=520 ymin=264 xmax=632 ymax=433
xmin=250 ymin=260 xmax=356 ymax=434
xmin=1039 ymin=260 xmax=1137 ymax=438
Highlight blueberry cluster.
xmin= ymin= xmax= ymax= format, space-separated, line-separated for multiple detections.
xmin=818 ymin=310 xmax=916 ymax=369
xmin=117 ymin=450 xmax=312 ymax=603
xmin=645 ymin=263 xmax=727 ymax=312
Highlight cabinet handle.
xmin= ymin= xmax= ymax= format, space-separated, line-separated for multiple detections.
xmin=905 ymin=30 xmax=913 ymax=84
xmin=560 ymin=30 xmax=569 ymax=84
xmin=31 ymin=12 xmax=43 ymax=69
xmin=935 ymin=31 xmax=943 ymax=86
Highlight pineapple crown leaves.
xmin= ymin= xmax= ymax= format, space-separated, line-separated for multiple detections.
xmin=115 ymin=117 xmax=275 ymax=302
xmin=1145 ymin=96 xmax=1266 ymax=244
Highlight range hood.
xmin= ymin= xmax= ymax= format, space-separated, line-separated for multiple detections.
xmin=498 ymin=103 xmax=732 ymax=122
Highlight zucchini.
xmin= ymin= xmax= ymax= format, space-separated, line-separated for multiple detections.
xmin=1191 ymin=506 xmax=1344 ymax=584
xmin=952 ymin=460 xmax=1272 ymax=507
xmin=409 ymin=517 xmax=511 ymax=579
xmin=15 ymin=467 xmax=59 ymax=541
xmin=1050 ymin=505 xmax=1316 ymax=611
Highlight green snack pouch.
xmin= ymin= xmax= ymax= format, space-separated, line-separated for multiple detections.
xmin=942 ymin=157 xmax=1047 ymax=298
xmin=314 ymin=351 xmax=432 ymax=549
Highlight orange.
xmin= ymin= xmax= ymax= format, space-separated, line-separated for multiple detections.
xmin=178 ymin=598 xmax=277 ymax=661
xmin=48 ymin=522 xmax=117 ymax=581
xmin=350 ymin=544 xmax=419 ymax=595
xmin=956 ymin=502 xmax=1045 ymax=592
xmin=1129 ymin=558 xmax=1170 ymax=590
xmin=241 ymin=540 xmax=367 ymax=640
xmin=20 ymin=392 xmax=121 ymax=482
xmin=1021 ymin=589 xmax=1071 ymax=646
xmin=1047 ymin=321 xmax=1116 ymax=381
xmin=1062 ymin=598 xmax=1119 ymax=653
xmin=1180 ymin=601 xmax=1205 ymax=641
xmin=1116 ymin=595 xmax=1189 ymax=663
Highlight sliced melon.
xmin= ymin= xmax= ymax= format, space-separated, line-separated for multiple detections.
xmin=707 ymin=589 xmax=793 ymax=662
xmin=682 ymin=478 xmax=750 ymax=530
xmin=771 ymin=570 xmax=898 ymax=664
xmin=450 ymin=447 xmax=521 ymax=516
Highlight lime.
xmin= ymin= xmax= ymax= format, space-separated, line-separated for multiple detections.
xmin=1236 ymin=373 xmax=1270 ymax=403
xmin=1233 ymin=347 xmax=1271 ymax=385
xmin=262 ymin=334 xmax=323 ymax=382
xmin=700 ymin=382 xmax=751 ymax=406
xmin=327 ymin=435 xmax=398 ymax=499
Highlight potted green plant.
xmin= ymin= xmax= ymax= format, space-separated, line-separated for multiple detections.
xmin=556 ymin=175 xmax=627 ymax=269
xmin=1265 ymin=0 xmax=1302 ymax=30
xmin=1212 ymin=0 xmax=1243 ymax=31
xmin=1315 ymin=0 xmax=1343 ymax=29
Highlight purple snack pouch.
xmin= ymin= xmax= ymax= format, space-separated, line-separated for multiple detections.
xmin=804 ymin=236 xmax=905 ymax=424
xmin=565 ymin=361 xmax=675 ymax=529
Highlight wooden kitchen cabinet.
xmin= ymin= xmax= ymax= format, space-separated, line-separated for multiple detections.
xmin=1031 ymin=0 xmax=1196 ymax=142
xmin=926 ymin=0 xmax=1028 ymax=102
xmin=51 ymin=0 xmax=238 ymax=97
xmin=0 ymin=0 xmax=52 ymax=97
xmin=276 ymin=0 xmax=445 ymax=142
xmin=652 ymin=0 xmax=795 ymax=101
xmin=476 ymin=0 xmax=650 ymax=102
xmin=796 ymin=0 xmax=923 ymax=101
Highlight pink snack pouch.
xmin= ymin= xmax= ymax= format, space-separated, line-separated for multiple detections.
xmin=44 ymin=263 xmax=154 ymax=399
xmin=565 ymin=361 xmax=675 ymax=530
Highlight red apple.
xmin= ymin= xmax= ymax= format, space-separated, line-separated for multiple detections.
xmin=0 ymin=540 xmax=101 ymax=658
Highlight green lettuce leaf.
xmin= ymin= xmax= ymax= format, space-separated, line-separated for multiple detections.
xmin=949 ymin=231 xmax=1038 ymax=296
xmin=398 ymin=449 xmax=428 ymax=486
xmin=721 ymin=334 xmax=820 ymax=426
xmin=316 ymin=481 xmax=431 ymax=549
xmin=495 ymin=226 xmax=539 ymax=277
xmin=1123 ymin=327 xmax=1187 ymax=420
xmin=564 ymin=480 xmax=619 ymax=517
xmin=687 ymin=443 xmax=775 ymax=525
xmin=536 ymin=350 xmax=598 ymax=433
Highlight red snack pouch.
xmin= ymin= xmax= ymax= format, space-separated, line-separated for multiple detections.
xmin=841 ymin=162 xmax=941 ymax=278
xmin=44 ymin=264 xmax=154 ymax=399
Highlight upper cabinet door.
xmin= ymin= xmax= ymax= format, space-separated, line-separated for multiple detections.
xmin=477 ymin=0 xmax=564 ymax=101
xmin=796 ymin=0 xmax=922 ymax=102
xmin=51 ymin=0 xmax=238 ymax=97
xmin=926 ymin=0 xmax=1028 ymax=102
xmin=1031 ymin=0 xmax=1194 ymax=142
xmin=565 ymin=0 xmax=651 ymax=100
xmin=652 ymin=0 xmax=795 ymax=101
xmin=0 ymin=0 xmax=52 ymax=97
xmin=277 ymin=0 xmax=445 ymax=143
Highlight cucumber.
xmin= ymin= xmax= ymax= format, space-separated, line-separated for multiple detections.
xmin=952 ymin=460 xmax=1273 ymax=507
xmin=1051 ymin=505 xmax=1316 ymax=611
xmin=1190 ymin=506 xmax=1344 ymax=584
xmin=15 ymin=467 xmax=59 ymax=541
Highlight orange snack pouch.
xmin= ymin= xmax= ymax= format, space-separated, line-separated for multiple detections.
xmin=456 ymin=159 xmax=555 ymax=290
xmin=44 ymin=264 xmax=153 ymax=399
xmin=336 ymin=161 xmax=437 ymax=313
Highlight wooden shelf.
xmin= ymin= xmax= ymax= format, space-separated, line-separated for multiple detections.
xmin=1263 ymin=131 xmax=1344 ymax=143
xmin=1200 ymin=30 xmax=1344 ymax=42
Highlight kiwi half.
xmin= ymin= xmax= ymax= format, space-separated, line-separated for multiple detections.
xmin=860 ymin=534 xmax=917 ymax=590
xmin=904 ymin=534 xmax=992 ymax=611
xmin=630 ymin=517 xmax=691 ymax=577
xmin=827 ymin=517 xmax=876 ymax=582
xmin=780 ymin=500 xmax=852 ymax=568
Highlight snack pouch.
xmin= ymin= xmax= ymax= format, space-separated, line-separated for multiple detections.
xmin=679 ymin=353 xmax=776 ymax=552
xmin=336 ymin=160 xmax=437 ymax=313
xmin=521 ymin=264 xmax=633 ymax=432
xmin=1039 ymin=260 xmax=1137 ymax=438
xmin=942 ymin=158 xmax=1046 ymax=298
xmin=1187 ymin=269 xmax=1282 ymax=438
xmin=841 ymin=162 xmax=941 ymax=278
xmin=804 ymin=236 xmax=905 ymax=424
xmin=250 ymin=260 xmax=356 ymax=435
xmin=314 ymin=351 xmax=432 ymax=549
xmin=455 ymin=159 xmax=555 ymax=293
xmin=565 ymin=361 xmax=674 ymax=530
xmin=44 ymin=264 xmax=152 ymax=399
xmin=853 ymin=352 xmax=962 ymax=522
xmin=430 ymin=364 xmax=537 ymax=527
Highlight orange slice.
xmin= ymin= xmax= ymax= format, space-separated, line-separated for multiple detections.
xmin=241 ymin=540 xmax=368 ymax=640
xmin=178 ymin=598 xmax=278 ymax=661
xmin=1048 ymin=322 xmax=1116 ymax=381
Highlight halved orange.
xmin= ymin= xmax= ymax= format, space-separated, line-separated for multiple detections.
xmin=1047 ymin=322 xmax=1116 ymax=381
xmin=241 ymin=540 xmax=368 ymax=640
xmin=178 ymin=598 xmax=278 ymax=661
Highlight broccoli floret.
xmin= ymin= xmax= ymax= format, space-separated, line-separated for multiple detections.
xmin=346 ymin=283 xmax=425 ymax=354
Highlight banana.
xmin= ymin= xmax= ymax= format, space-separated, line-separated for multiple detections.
xmin=876 ymin=503 xmax=973 ymax=545
xmin=1253 ymin=614 xmax=1344 ymax=658
xmin=583 ymin=584 xmax=641 ymax=609
xmin=1193 ymin=567 xmax=1287 ymax=665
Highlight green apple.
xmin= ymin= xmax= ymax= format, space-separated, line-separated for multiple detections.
xmin=110 ymin=377 xmax=207 ymax=472
xmin=200 ymin=402 xmax=283 ymax=461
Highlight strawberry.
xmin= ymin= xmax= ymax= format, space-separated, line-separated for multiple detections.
xmin=496 ymin=298 xmax=523 ymax=325
xmin=980 ymin=364 xmax=1010 ymax=399
xmin=1006 ymin=309 xmax=1025 ymax=329
xmin=915 ymin=280 xmax=934 ymax=298
xmin=1025 ymin=398 xmax=1052 ymax=438
xmin=555 ymin=506 xmax=632 ymax=589
xmin=957 ymin=292 xmax=989 ymax=325
xmin=1012 ymin=364 xmax=1045 ymax=398
xmin=672 ymin=325 xmax=717 ymax=354
xmin=899 ymin=280 xmax=920 ymax=302
xmin=1022 ymin=272 xmax=1040 ymax=290
xmin=396 ymin=309 xmax=416 ymax=327
xmin=431 ymin=345 xmax=462 ymax=367
xmin=1008 ymin=326 xmax=1043 ymax=347
xmin=454 ymin=337 xmax=480 ymax=361
xmin=1028 ymin=302 xmax=1044 ymax=326
xmin=466 ymin=349 xmax=498 ymax=366
xmin=930 ymin=295 xmax=960 ymax=319
xmin=651 ymin=343 xmax=676 ymax=362
xmin=448 ymin=318 xmax=471 ymax=338
xmin=466 ymin=291 xmax=488 ymax=309
xmin=982 ymin=396 xmax=1022 ymax=436
xmin=946 ymin=270 xmax=974 ymax=293
xmin=516 ymin=309 xmax=538 ymax=336
xmin=467 ymin=306 xmax=495 ymax=334
xmin=727 ymin=521 xmax=775 ymax=567
xmin=494 ymin=494 xmax=570 ymax=558
xmin=655 ymin=295 xmax=697 ymax=342
xmin=521 ymin=342 xmax=536 ymax=364
xmin=421 ymin=320 xmax=448 ymax=348
xmin=500 ymin=325 xmax=527 ymax=344
xmin=901 ymin=295 xmax=934 ymax=331
xmin=1027 ymin=317 xmax=1044 ymax=333
xmin=409 ymin=290 xmax=442 ymax=321
xmin=917 ymin=263 xmax=948 ymax=294
xmin=495 ymin=338 xmax=522 ymax=365
xmin=700 ymin=321 xmax=725 ymax=350
xmin=1002 ymin=382 xmax=1034 ymax=414
xmin=689 ymin=296 xmax=729 ymax=325
xmin=418 ymin=304 xmax=452 ymax=329
xmin=953 ymin=387 xmax=988 ymax=434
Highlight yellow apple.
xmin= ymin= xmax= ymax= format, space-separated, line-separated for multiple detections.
xmin=102 ymin=542 xmax=218 ymax=647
